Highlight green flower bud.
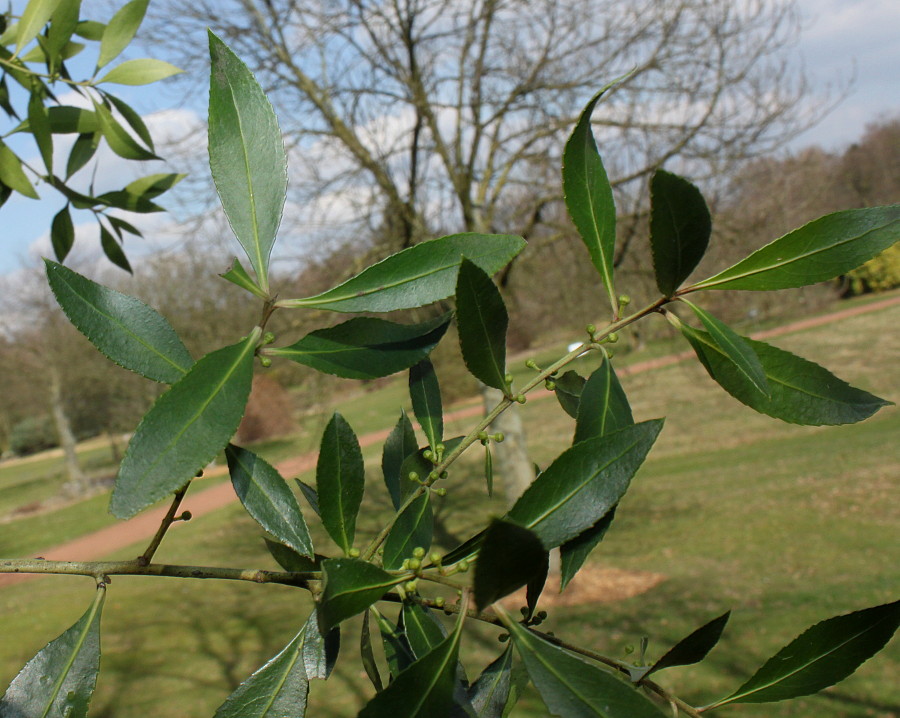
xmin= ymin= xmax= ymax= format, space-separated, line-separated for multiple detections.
xmin=607 ymin=332 xmax=619 ymax=343
xmin=404 ymin=580 xmax=418 ymax=593
xmin=412 ymin=547 xmax=426 ymax=558
xmin=263 ymin=331 xmax=276 ymax=345
xmin=492 ymin=432 xmax=505 ymax=443
xmin=348 ymin=547 xmax=360 ymax=558
xmin=408 ymin=471 xmax=419 ymax=482
xmin=408 ymin=558 xmax=421 ymax=571
xmin=545 ymin=380 xmax=556 ymax=391
xmin=435 ymin=487 xmax=447 ymax=497
xmin=618 ymin=294 xmax=631 ymax=306
xmin=259 ymin=355 xmax=272 ymax=368
xmin=423 ymin=449 xmax=434 ymax=461
xmin=586 ymin=324 xmax=596 ymax=335
xmin=525 ymin=359 xmax=539 ymax=370
xmin=434 ymin=596 xmax=445 ymax=608
xmin=515 ymin=394 xmax=526 ymax=404
xmin=429 ymin=551 xmax=442 ymax=565
xmin=457 ymin=559 xmax=469 ymax=573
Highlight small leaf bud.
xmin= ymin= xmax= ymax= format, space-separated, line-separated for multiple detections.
xmin=401 ymin=558 xmax=410 ymax=569
xmin=263 ymin=331 xmax=276 ymax=345
xmin=435 ymin=443 xmax=445 ymax=452
xmin=439 ymin=471 xmax=448 ymax=479
xmin=179 ymin=510 xmax=192 ymax=521
xmin=412 ymin=547 xmax=426 ymax=558
xmin=607 ymin=332 xmax=619 ymax=343
xmin=520 ymin=606 xmax=529 ymax=617
xmin=504 ymin=373 xmax=514 ymax=385
xmin=428 ymin=470 xmax=439 ymax=481
xmin=537 ymin=610 xmax=548 ymax=620
xmin=259 ymin=355 xmax=272 ymax=367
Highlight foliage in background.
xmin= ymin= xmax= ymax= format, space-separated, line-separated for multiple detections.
xmin=1 ymin=10 xmax=899 ymax=718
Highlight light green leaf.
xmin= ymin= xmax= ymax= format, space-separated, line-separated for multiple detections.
xmin=208 ymin=30 xmax=287 ymax=293
xmin=279 ymin=233 xmax=526 ymax=313
xmin=106 ymin=94 xmax=153 ymax=148
xmin=0 ymin=584 xmax=105 ymax=718
xmin=99 ymin=57 xmax=182 ymax=85
xmin=688 ymin=206 xmax=900 ymax=291
xmin=318 ymin=559 xmax=402 ymax=634
xmin=573 ymin=358 xmax=634 ymax=445
xmin=109 ymin=330 xmax=258 ymax=519
xmin=709 ymin=601 xmax=900 ymax=707
xmin=358 ymin=603 xmax=467 ymax=718
xmin=649 ymin=169 xmax=711 ymax=296
xmin=45 ymin=260 xmax=193 ymax=383
xmin=507 ymin=420 xmax=664 ymax=548
xmin=316 ymin=413 xmax=365 ymax=554
xmin=45 ymin=0 xmax=80 ymax=72
xmin=220 ymin=257 xmax=268 ymax=299
xmin=563 ymin=82 xmax=621 ymax=311
xmin=74 ymin=20 xmax=105 ymax=42
xmin=409 ymin=359 xmax=443 ymax=450
xmin=382 ymin=493 xmax=433 ymax=570
xmin=501 ymin=611 xmax=666 ymax=717
xmin=14 ymin=0 xmax=64 ymax=55
xmin=0 ymin=140 xmax=38 ymax=198
xmin=681 ymin=326 xmax=890 ymax=425
xmin=456 ymin=257 xmax=509 ymax=391
xmin=96 ymin=0 xmax=149 ymax=71
xmin=474 ymin=519 xmax=547 ymax=611
xmin=27 ymin=89 xmax=53 ymax=173
xmin=681 ymin=300 xmax=769 ymax=396
xmin=92 ymin=97 xmax=157 ymax=160
xmin=268 ymin=314 xmax=451 ymax=380
xmin=226 ymin=444 xmax=314 ymax=558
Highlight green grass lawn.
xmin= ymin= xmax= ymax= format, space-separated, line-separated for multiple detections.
xmin=0 ymin=298 xmax=898 ymax=716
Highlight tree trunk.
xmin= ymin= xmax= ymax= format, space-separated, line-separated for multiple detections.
xmin=48 ymin=364 xmax=88 ymax=497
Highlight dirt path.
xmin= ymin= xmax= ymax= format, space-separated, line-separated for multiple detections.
xmin=2 ymin=294 xmax=897 ymax=589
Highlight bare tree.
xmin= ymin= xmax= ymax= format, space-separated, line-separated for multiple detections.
xmin=144 ymin=0 xmax=830 ymax=500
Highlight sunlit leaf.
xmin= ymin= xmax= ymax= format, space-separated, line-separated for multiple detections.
xmin=573 ymin=358 xmax=633 ymax=444
xmin=14 ymin=0 xmax=64 ymax=55
xmin=0 ymin=140 xmax=38 ymax=198
xmin=96 ymin=0 xmax=149 ymax=70
xmin=318 ymin=559 xmax=402 ymax=634
xmin=99 ymin=57 xmax=182 ymax=85
xmin=316 ymin=413 xmax=365 ymax=554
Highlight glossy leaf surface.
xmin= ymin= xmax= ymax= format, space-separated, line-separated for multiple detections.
xmin=383 ymin=492 xmax=433 ymax=570
xmin=409 ymin=359 xmax=443 ymax=450
xmin=208 ymin=31 xmax=287 ymax=292
xmin=318 ymin=559 xmax=401 ymax=634
xmin=468 ymin=645 xmax=524 ymax=718
xmin=563 ymin=84 xmax=619 ymax=309
xmin=682 ymin=301 xmax=768 ymax=396
xmin=503 ymin=616 xmax=666 ymax=717
xmin=712 ymin=601 xmax=900 ymax=706
xmin=316 ymin=413 xmax=365 ymax=554
xmin=361 ymin=610 xmax=384 ymax=691
xmin=110 ymin=332 xmax=257 ymax=518
xmin=573 ymin=359 xmax=634 ymax=445
xmin=640 ymin=611 xmax=730 ymax=681
xmin=456 ymin=257 xmax=508 ymax=390
xmin=474 ymin=519 xmax=548 ymax=611
xmin=690 ymin=206 xmax=900 ymax=291
xmin=382 ymin=411 xmax=418 ymax=510
xmin=45 ymin=260 xmax=193 ymax=383
xmin=559 ymin=507 xmax=617 ymax=591
xmin=682 ymin=327 xmax=889 ymax=425
xmin=264 ymin=538 xmax=318 ymax=574
xmin=226 ymin=444 xmax=314 ymax=558
xmin=507 ymin=420 xmax=663 ymax=548
xmin=358 ymin=607 xmax=466 ymax=717
xmin=282 ymin=233 xmax=525 ymax=313
xmin=554 ymin=370 xmax=586 ymax=418
xmin=0 ymin=585 xmax=105 ymax=718
xmin=649 ymin=169 xmax=711 ymax=295
xmin=270 ymin=314 xmax=451 ymax=380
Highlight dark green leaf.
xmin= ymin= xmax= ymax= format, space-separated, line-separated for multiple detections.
xmin=689 ymin=206 xmax=900 ymax=291
xmin=456 ymin=257 xmax=508 ymax=391
xmin=383 ymin=492 xmax=433 ymax=570
xmin=106 ymin=94 xmax=153 ymax=148
xmin=220 ymin=257 xmax=268 ymax=299
xmin=280 ymin=233 xmax=526 ymax=313
xmin=681 ymin=326 xmax=890 ymax=425
xmin=295 ymin=479 xmax=320 ymax=517
xmin=318 ymin=558 xmax=401 ymax=634
xmin=213 ymin=623 xmax=310 ymax=717
xmin=0 ymin=584 xmax=105 ymax=718
xmin=0 ymin=140 xmax=38 ymax=198
xmin=573 ymin=359 xmax=633 ymax=445
xmin=526 ymin=551 xmax=550 ymax=621
xmin=563 ymin=83 xmax=620 ymax=310
xmin=50 ymin=204 xmax=74 ymax=261
xmin=264 ymin=538 xmax=318 ymax=573
xmin=302 ymin=610 xmax=340 ymax=680
xmin=559 ymin=507 xmax=617 ymax=592
xmin=99 ymin=57 xmax=182 ymax=85
xmin=397 ymin=437 xmax=463 ymax=503
xmin=507 ymin=420 xmax=664 ymax=548
xmin=554 ymin=370 xmax=586 ymax=418
xmin=440 ymin=528 xmax=486 ymax=568
xmin=99 ymin=222 xmax=132 ymax=272
xmin=45 ymin=260 xmax=193 ymax=383
xmin=109 ymin=331 xmax=258 ymax=519
xmin=468 ymin=645 xmax=524 ymax=718
xmin=474 ymin=519 xmax=548 ymax=612
xmin=226 ymin=444 xmax=314 ymax=558
xmin=358 ymin=605 xmax=466 ymax=718
xmin=710 ymin=601 xmax=900 ymax=707
xmin=502 ymin=614 xmax=666 ymax=717
xmin=410 ymin=359 xmax=443 ymax=450
xmin=361 ymin=610 xmax=384 ymax=691
xmin=107 ymin=215 xmax=143 ymax=239
xmin=401 ymin=603 xmax=446 ymax=659
xmin=66 ymin=132 xmax=99 ymax=178
xmin=96 ymin=0 xmax=148 ymax=70
xmin=269 ymin=314 xmax=451 ymax=380
xmin=682 ymin=301 xmax=768 ymax=396
xmin=640 ymin=611 xmax=730 ymax=681
xmin=649 ymin=169 xmax=711 ymax=296
xmin=45 ymin=0 xmax=80 ymax=72
xmin=484 ymin=444 xmax=493 ymax=497
xmin=123 ymin=172 xmax=184 ymax=200
xmin=382 ymin=411 xmax=418 ymax=510
xmin=316 ymin=413 xmax=365 ymax=554
xmin=208 ymin=30 xmax=286 ymax=293
xmin=92 ymin=98 xmax=156 ymax=160
xmin=372 ymin=608 xmax=415 ymax=678
xmin=27 ymin=88 xmax=53 ymax=173
xmin=0 ymin=76 xmax=19 ymax=119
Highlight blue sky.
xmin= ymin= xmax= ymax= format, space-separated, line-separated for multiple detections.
xmin=0 ymin=0 xmax=897 ymax=277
